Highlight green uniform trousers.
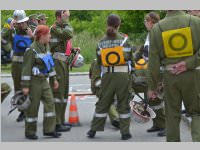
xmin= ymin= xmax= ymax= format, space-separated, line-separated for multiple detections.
xmin=91 ymin=73 xmax=132 ymax=135
xmin=148 ymin=98 xmax=166 ymax=129
xmin=11 ymin=61 xmax=25 ymax=114
xmin=50 ymin=59 xmax=69 ymax=125
xmin=11 ymin=61 xmax=23 ymax=92
xmin=163 ymin=70 xmax=200 ymax=142
xmin=94 ymin=87 xmax=119 ymax=124
xmin=25 ymin=77 xmax=56 ymax=136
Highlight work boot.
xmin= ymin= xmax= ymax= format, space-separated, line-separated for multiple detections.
xmin=147 ymin=126 xmax=163 ymax=132
xmin=87 ymin=130 xmax=96 ymax=138
xmin=16 ymin=112 xmax=25 ymax=122
xmin=25 ymin=134 xmax=38 ymax=140
xmin=62 ymin=122 xmax=72 ymax=128
xmin=157 ymin=129 xmax=166 ymax=137
xmin=111 ymin=120 xmax=120 ymax=129
xmin=121 ymin=133 xmax=132 ymax=140
xmin=56 ymin=124 xmax=71 ymax=132
xmin=43 ymin=131 xmax=62 ymax=138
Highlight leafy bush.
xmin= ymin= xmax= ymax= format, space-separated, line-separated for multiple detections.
xmin=72 ymin=31 xmax=98 ymax=64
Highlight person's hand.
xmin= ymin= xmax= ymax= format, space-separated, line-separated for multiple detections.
xmin=52 ymin=24 xmax=56 ymax=29
xmin=173 ymin=61 xmax=187 ymax=75
xmin=169 ymin=61 xmax=187 ymax=75
xmin=74 ymin=47 xmax=81 ymax=53
xmin=53 ymin=80 xmax=59 ymax=90
xmin=10 ymin=19 xmax=16 ymax=29
xmin=22 ymin=88 xmax=29 ymax=95
xmin=147 ymin=90 xmax=157 ymax=100
xmin=27 ymin=28 xmax=33 ymax=37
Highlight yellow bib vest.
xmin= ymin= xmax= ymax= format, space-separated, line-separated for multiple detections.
xmin=99 ymin=36 xmax=128 ymax=67
xmin=100 ymin=46 xmax=126 ymax=67
xmin=162 ymin=27 xmax=193 ymax=58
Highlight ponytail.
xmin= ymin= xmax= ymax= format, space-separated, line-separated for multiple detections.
xmin=106 ymin=26 xmax=117 ymax=38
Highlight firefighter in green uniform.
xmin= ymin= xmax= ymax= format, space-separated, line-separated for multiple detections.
xmin=2 ymin=10 xmax=34 ymax=122
xmin=134 ymin=12 xmax=166 ymax=136
xmin=28 ymin=14 xmax=38 ymax=32
xmin=89 ymin=59 xmax=120 ymax=129
xmin=1 ymin=83 xmax=12 ymax=103
xmin=21 ymin=25 xmax=61 ymax=140
xmin=49 ymin=10 xmax=75 ymax=132
xmin=37 ymin=13 xmax=48 ymax=25
xmin=147 ymin=10 xmax=200 ymax=142
xmin=181 ymin=10 xmax=200 ymax=117
xmin=87 ymin=14 xmax=135 ymax=140
xmin=187 ymin=10 xmax=200 ymax=123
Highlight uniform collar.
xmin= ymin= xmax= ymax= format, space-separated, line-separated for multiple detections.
xmin=165 ymin=11 xmax=186 ymax=18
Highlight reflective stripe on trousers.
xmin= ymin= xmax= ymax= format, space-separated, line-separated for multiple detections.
xmin=94 ymin=113 xmax=107 ymax=118
xmin=119 ymin=113 xmax=131 ymax=119
xmin=21 ymin=76 xmax=31 ymax=81
xmin=26 ymin=117 xmax=38 ymax=123
xmin=44 ymin=112 xmax=56 ymax=117
xmin=12 ymin=56 xmax=24 ymax=62
xmin=54 ymin=98 xmax=62 ymax=103
xmin=54 ymin=98 xmax=67 ymax=103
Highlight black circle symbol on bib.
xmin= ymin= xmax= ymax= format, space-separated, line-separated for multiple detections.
xmin=168 ymin=33 xmax=187 ymax=51
xmin=16 ymin=40 xmax=29 ymax=51
xmin=106 ymin=51 xmax=120 ymax=65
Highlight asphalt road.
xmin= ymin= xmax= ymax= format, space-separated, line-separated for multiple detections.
xmin=1 ymin=74 xmax=192 ymax=142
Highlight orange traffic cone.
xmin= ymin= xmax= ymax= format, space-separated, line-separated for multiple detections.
xmin=68 ymin=94 xmax=81 ymax=126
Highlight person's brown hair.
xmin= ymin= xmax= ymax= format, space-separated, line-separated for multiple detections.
xmin=145 ymin=12 xmax=160 ymax=24
xmin=55 ymin=10 xmax=66 ymax=18
xmin=106 ymin=14 xmax=121 ymax=38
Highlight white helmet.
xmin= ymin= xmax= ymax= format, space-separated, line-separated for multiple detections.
xmin=10 ymin=91 xmax=31 ymax=111
xmin=13 ymin=10 xmax=29 ymax=23
xmin=130 ymin=100 xmax=156 ymax=123
xmin=71 ymin=53 xmax=84 ymax=68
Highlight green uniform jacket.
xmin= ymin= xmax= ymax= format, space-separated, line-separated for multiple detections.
xmin=21 ymin=41 xmax=57 ymax=88
xmin=2 ymin=27 xmax=33 ymax=57
xmin=148 ymin=11 xmax=200 ymax=90
xmin=50 ymin=21 xmax=73 ymax=53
